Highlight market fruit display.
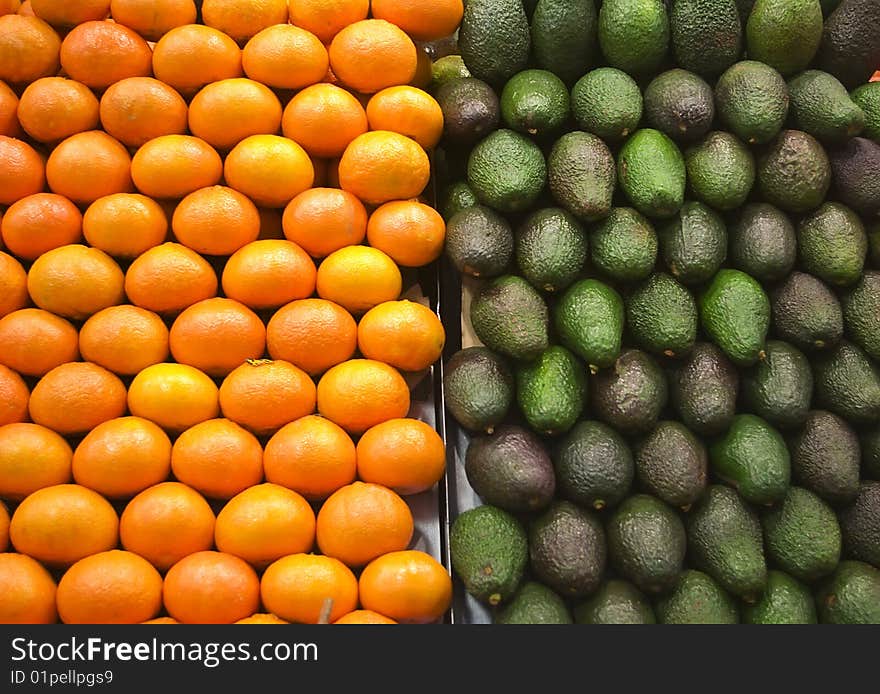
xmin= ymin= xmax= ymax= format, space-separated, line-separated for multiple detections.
xmin=442 ymin=0 xmax=880 ymax=624
xmin=0 ymin=0 xmax=460 ymax=625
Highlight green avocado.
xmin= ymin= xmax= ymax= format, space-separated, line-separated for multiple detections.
xmin=500 ymin=69 xmax=570 ymax=138
xmin=817 ymin=561 xmax=880 ymax=624
xmin=643 ymin=69 xmax=715 ymax=144
xmin=591 ymin=349 xmax=668 ymax=436
xmin=797 ymin=202 xmax=868 ymax=287
xmin=590 ymin=207 xmax=658 ymax=283
xmin=715 ymin=60 xmax=789 ymax=145
xmin=728 ymin=203 xmax=797 ymax=284
xmin=598 ymin=0 xmax=670 ymax=77
xmin=516 ymin=345 xmax=587 ymax=435
xmin=746 ymin=0 xmax=823 ymax=76
xmin=458 ymin=0 xmax=530 ymax=87
xmin=494 ymin=581 xmax=573 ymax=624
xmin=812 ymin=340 xmax=880 ymax=426
xmin=617 ymin=129 xmax=687 ymax=219
xmin=515 ymin=207 xmax=587 ymax=293
xmin=444 ymin=346 xmax=514 ymax=434
xmin=554 ymin=278 xmax=624 ymax=372
xmin=770 ymin=271 xmax=843 ymax=352
xmin=757 ymin=129 xmax=832 ymax=214
xmin=741 ymin=340 xmax=814 ymax=430
xmin=444 ymin=205 xmax=513 ymax=279
xmin=469 ymin=275 xmax=550 ymax=362
xmin=788 ymin=69 xmax=865 ymax=143
xmin=634 ymin=420 xmax=708 ymax=509
xmin=573 ymin=580 xmax=656 ymax=624
xmin=842 ymin=271 xmax=880 ymax=361
xmin=655 ymin=570 xmax=739 ymax=624
xmin=658 ymin=201 xmax=728 ymax=285
xmin=530 ymin=0 xmax=598 ymax=86
xmin=625 ymin=272 xmax=698 ymax=358
xmin=790 ymin=410 xmax=860 ymax=505
xmin=684 ymin=131 xmax=755 ymax=212
xmin=571 ymin=68 xmax=644 ymax=142
xmin=467 ymin=129 xmax=547 ymax=214
xmin=669 ymin=0 xmax=741 ymax=78
xmin=548 ymin=131 xmax=616 ymax=222
xmin=741 ymin=571 xmax=817 ymax=624
xmin=669 ymin=341 xmax=739 ymax=437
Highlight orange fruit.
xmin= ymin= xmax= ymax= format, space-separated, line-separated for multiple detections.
xmin=317 ymin=358 xmax=410 ymax=435
xmin=83 ymin=193 xmax=168 ymax=258
xmin=29 ymin=362 xmax=127 ymax=435
xmin=215 ymin=483 xmax=316 ymax=568
xmin=316 ymin=481 xmax=414 ymax=568
xmin=366 ymin=86 xmax=444 ymax=151
xmin=120 ymin=481 xmax=216 ymax=570
xmin=170 ymin=418 xmax=263 ymax=499
xmin=27 ymin=244 xmax=125 ymax=320
xmin=242 ymin=24 xmax=327 ymax=91
xmin=281 ymin=187 xmax=367 ymax=259
xmin=79 ymin=305 xmax=169 ymax=376
xmin=219 ymin=359 xmax=316 ymax=435
xmin=0 ymin=79 xmax=21 ymax=137
xmin=225 ymin=134 xmax=314 ymax=209
xmin=60 ymin=20 xmax=153 ymax=90
xmin=359 ymin=550 xmax=452 ymax=624
xmin=15 ymin=0 xmax=30 ymax=15
xmin=0 ymin=364 xmax=28 ymax=425
xmin=30 ymin=0 xmax=109 ymax=27
xmin=281 ymin=83 xmax=368 ymax=159
xmin=263 ymin=415 xmax=356 ymax=501
xmin=100 ymin=76 xmax=188 ymax=148
xmin=221 ymin=239 xmax=316 ymax=311
xmin=17 ymin=76 xmax=100 ymax=144
xmin=202 ymin=0 xmax=288 ymax=44
xmin=131 ymin=134 xmax=223 ymax=200
xmin=338 ymin=130 xmax=430 ymax=206
xmin=288 ymin=0 xmax=368 ymax=44
xmin=163 ymin=550 xmax=261 ymax=624
xmin=357 ymin=418 xmax=446 ymax=496
xmin=367 ymin=199 xmax=446 ymax=268
xmin=0 ymin=553 xmax=57 ymax=624
xmin=0 ymin=308 xmax=79 ymax=377
xmin=0 ymin=15 xmax=60 ymax=85
xmin=188 ymin=78 xmax=282 ymax=151
xmin=371 ymin=0 xmax=463 ymax=42
xmin=1 ymin=193 xmax=82 ymax=261
xmin=124 ymin=242 xmax=218 ymax=315
xmin=127 ymin=363 xmax=220 ymax=433
xmin=0 ymin=501 xmax=8 ymax=552
xmin=260 ymin=553 xmax=358 ymax=624
xmin=152 ymin=23 xmax=242 ymax=96
xmin=0 ymin=135 xmax=45 ymax=205
xmin=266 ymin=298 xmax=358 ymax=377
xmin=56 ymin=550 xmax=164 ymax=624
xmin=109 ymin=0 xmax=197 ymax=41
xmin=45 ymin=130 xmax=133 ymax=205
xmin=10 ymin=483 xmax=119 ymax=566
xmin=141 ymin=616 xmax=178 ymax=624
xmin=333 ymin=609 xmax=397 ymax=625
xmin=329 ymin=19 xmax=417 ymax=95
xmin=72 ymin=416 xmax=172 ymax=498
xmin=235 ymin=612 xmax=288 ymax=624
xmin=315 ymin=245 xmax=402 ymax=315
xmin=0 ymin=422 xmax=72 ymax=500
xmin=172 ymin=185 xmax=261 ymax=256
xmin=0 ymin=250 xmax=28 ymax=316
xmin=358 ymin=299 xmax=446 ymax=372
xmin=169 ymin=297 xmax=266 ymax=377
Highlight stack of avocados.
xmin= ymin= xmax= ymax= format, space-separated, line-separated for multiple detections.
xmin=434 ymin=0 xmax=880 ymax=624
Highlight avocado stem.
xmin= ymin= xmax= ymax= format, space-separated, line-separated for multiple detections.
xmin=593 ymin=499 xmax=606 ymax=511
xmin=589 ymin=364 xmax=599 ymax=375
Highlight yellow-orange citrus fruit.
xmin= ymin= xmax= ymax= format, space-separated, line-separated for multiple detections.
xmin=59 ymin=19 xmax=153 ymax=90
xmin=124 ymin=242 xmax=218 ymax=315
xmin=109 ymin=0 xmax=197 ymax=41
xmin=120 ymin=481 xmax=216 ymax=570
xmin=0 ymin=15 xmax=61 ymax=86
xmin=131 ymin=134 xmax=224 ymax=200
xmin=359 ymin=550 xmax=452 ymax=624
xmin=163 ymin=550 xmax=261 ymax=624
xmin=45 ymin=130 xmax=133 ymax=205
xmin=338 ymin=130 xmax=430 ymax=206
xmin=0 ymin=308 xmax=79 ymax=377
xmin=29 ymin=362 xmax=128 ymax=436
xmin=221 ymin=239 xmax=316 ymax=311
xmin=224 ymin=134 xmax=314 ymax=208
xmin=356 ymin=417 xmax=446 ymax=496
xmin=333 ymin=609 xmax=397 ymax=624
xmin=315 ymin=481 xmax=414 ymax=568
xmin=214 ymin=483 xmax=316 ymax=568
xmin=79 ymin=304 xmax=170 ymax=375
xmin=288 ymin=0 xmax=369 ymax=44
xmin=9 ymin=483 xmax=119 ymax=566
xmin=170 ymin=418 xmax=263 ymax=500
xmin=366 ymin=199 xmax=446 ymax=268
xmin=127 ymin=362 xmax=220 ymax=433
xmin=151 ymin=23 xmax=243 ymax=96
xmin=262 ymin=414 xmax=356 ymax=501
xmin=328 ymin=19 xmax=417 ymax=94
xmin=1 ymin=193 xmax=83 ymax=261
xmin=370 ymin=0 xmax=463 ymax=42
xmin=99 ymin=76 xmax=189 ymax=148
xmin=260 ymin=553 xmax=358 ymax=624
xmin=357 ymin=299 xmax=446 ymax=372
xmin=281 ymin=83 xmax=367 ymax=159
xmin=17 ymin=76 xmax=100 ymax=144
xmin=201 ymin=0 xmax=288 ymax=44
xmin=0 ymin=135 xmax=45 ymax=206
xmin=242 ymin=24 xmax=328 ymax=91
xmin=188 ymin=78 xmax=282 ymax=151
xmin=0 ymin=422 xmax=72 ymax=500
xmin=172 ymin=185 xmax=261 ymax=256
xmin=30 ymin=0 xmax=110 ymax=27
xmin=0 ymin=553 xmax=57 ymax=624
xmin=72 ymin=416 xmax=172 ymax=498
xmin=0 ymin=364 xmax=28 ymax=426
xmin=82 ymin=193 xmax=168 ymax=259
xmin=235 ymin=612 xmax=288 ymax=624
xmin=366 ymin=85 xmax=444 ymax=150
xmin=315 ymin=245 xmax=402 ymax=315
xmin=168 ymin=297 xmax=266 ymax=377
xmin=219 ymin=359 xmax=316 ymax=436
xmin=26 ymin=244 xmax=125 ymax=320
xmin=317 ymin=358 xmax=410 ymax=435
xmin=56 ymin=550 xmax=163 ymax=624
xmin=281 ymin=187 xmax=367 ymax=259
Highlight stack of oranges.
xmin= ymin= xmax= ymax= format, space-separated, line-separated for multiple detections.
xmin=0 ymin=0 xmax=462 ymax=625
